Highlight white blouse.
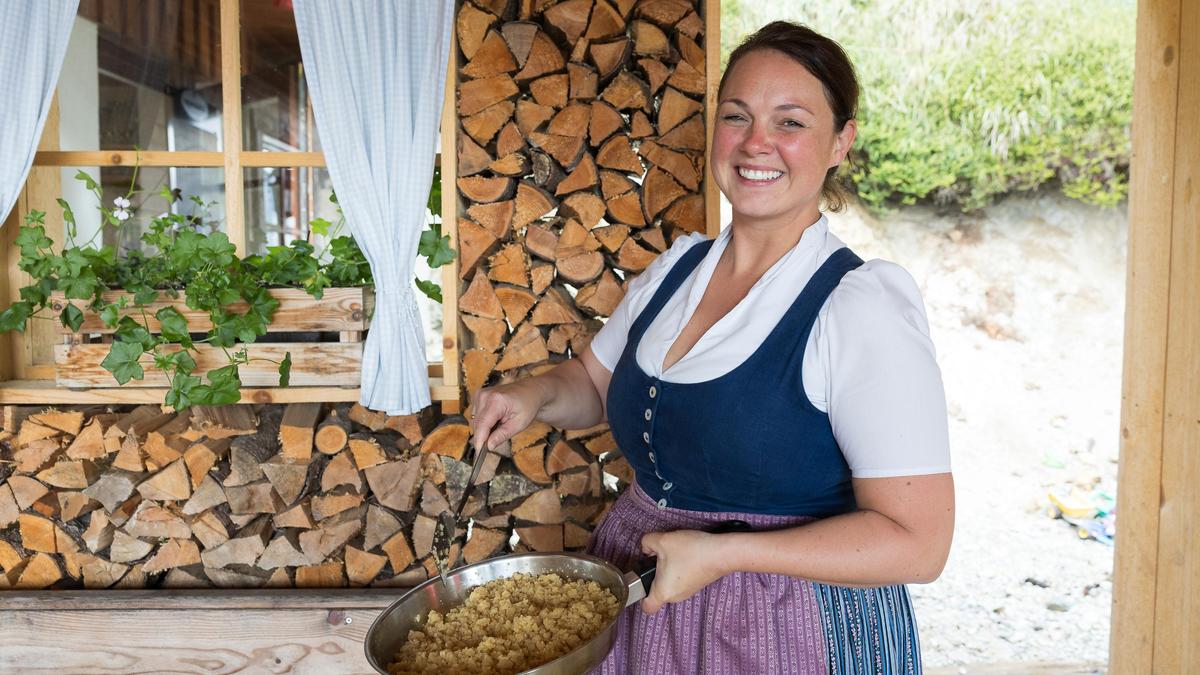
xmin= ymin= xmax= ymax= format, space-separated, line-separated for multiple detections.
xmin=588 ymin=217 xmax=952 ymax=479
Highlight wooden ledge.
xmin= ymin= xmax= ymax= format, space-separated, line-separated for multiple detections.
xmin=0 ymin=378 xmax=461 ymax=406
xmin=0 ymin=588 xmax=409 ymax=611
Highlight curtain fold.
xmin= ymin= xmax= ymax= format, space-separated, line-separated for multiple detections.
xmin=0 ymin=0 xmax=79 ymax=226
xmin=293 ymin=0 xmax=454 ymax=415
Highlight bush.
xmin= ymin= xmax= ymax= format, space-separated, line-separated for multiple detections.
xmin=722 ymin=0 xmax=1135 ymax=211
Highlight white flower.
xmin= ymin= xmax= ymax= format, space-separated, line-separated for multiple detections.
xmin=194 ymin=224 xmax=212 ymax=235
xmin=113 ymin=196 xmax=131 ymax=209
xmin=170 ymin=222 xmax=183 ymax=232
xmin=113 ymin=208 xmax=131 ymax=222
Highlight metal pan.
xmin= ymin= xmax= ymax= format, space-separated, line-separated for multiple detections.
xmin=363 ymin=520 xmax=750 ymax=675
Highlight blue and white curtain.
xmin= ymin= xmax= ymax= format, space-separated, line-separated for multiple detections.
xmin=293 ymin=0 xmax=454 ymax=415
xmin=0 ymin=0 xmax=78 ymax=226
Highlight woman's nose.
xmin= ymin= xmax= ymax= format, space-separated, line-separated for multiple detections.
xmin=740 ymin=122 xmax=772 ymax=154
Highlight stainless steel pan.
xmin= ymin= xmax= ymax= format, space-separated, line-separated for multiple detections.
xmin=364 ymin=520 xmax=750 ymax=675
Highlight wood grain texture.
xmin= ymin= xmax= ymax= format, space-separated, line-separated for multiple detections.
xmin=441 ymin=34 xmax=463 ymax=409
xmin=1109 ymin=0 xmax=1180 ymax=670
xmin=0 ymin=377 xmax=458 ymax=405
xmin=219 ymin=0 xmax=245 ymax=256
xmin=703 ymin=0 xmax=720 ymax=236
xmin=0 ymin=607 xmax=384 ymax=674
xmin=32 ymin=151 xmax=327 ymax=168
xmin=1151 ymin=0 xmax=1200 ymax=670
xmin=48 ymin=288 xmax=372 ymax=334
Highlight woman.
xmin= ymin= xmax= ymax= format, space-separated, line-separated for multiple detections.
xmin=471 ymin=21 xmax=954 ymax=673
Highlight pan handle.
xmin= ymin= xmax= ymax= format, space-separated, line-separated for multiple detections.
xmin=622 ymin=519 xmax=754 ymax=607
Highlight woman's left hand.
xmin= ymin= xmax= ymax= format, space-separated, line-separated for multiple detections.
xmin=639 ymin=530 xmax=731 ymax=614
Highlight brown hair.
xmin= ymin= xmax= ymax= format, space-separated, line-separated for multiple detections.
xmin=719 ymin=21 xmax=860 ymax=212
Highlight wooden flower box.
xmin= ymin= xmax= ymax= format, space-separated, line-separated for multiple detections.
xmin=46 ymin=287 xmax=373 ymax=389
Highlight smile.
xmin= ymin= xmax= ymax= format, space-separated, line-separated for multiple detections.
xmin=737 ymin=167 xmax=783 ymax=182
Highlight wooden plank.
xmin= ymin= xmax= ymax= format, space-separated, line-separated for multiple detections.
xmin=0 ymin=588 xmax=401 ymax=611
xmin=1109 ymin=0 xmax=1181 ymax=671
xmin=220 ymin=0 xmax=245 ymax=256
xmin=33 ymin=151 xmax=224 ymax=167
xmin=1152 ymin=0 xmax=1200 ymax=670
xmin=0 ymin=207 xmax=14 ymax=383
xmin=0 ymin=379 xmax=459 ymax=406
xmin=18 ymin=98 xmax=65 ymax=375
xmin=53 ymin=343 xmax=364 ymax=388
xmin=48 ymin=287 xmax=372 ymax=334
xmin=703 ymin=0 xmax=720 ymax=237
xmin=441 ymin=32 xmax=463 ymax=414
xmin=0 ymin=607 xmax=384 ymax=673
xmin=240 ymin=152 xmax=327 ymax=167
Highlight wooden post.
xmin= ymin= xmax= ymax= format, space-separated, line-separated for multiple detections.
xmin=704 ymin=0 xmax=721 ymax=237
xmin=1110 ymin=0 xmax=1199 ymax=670
xmin=441 ymin=27 xmax=463 ymax=415
xmin=219 ymin=0 xmax=245 ymax=256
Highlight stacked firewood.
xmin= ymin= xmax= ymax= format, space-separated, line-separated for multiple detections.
xmin=455 ymin=0 xmax=709 ymax=394
xmin=454 ymin=0 xmax=708 ymax=556
xmin=0 ymin=403 xmax=634 ymax=589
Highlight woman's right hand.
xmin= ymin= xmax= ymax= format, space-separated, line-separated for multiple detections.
xmin=469 ymin=380 xmax=546 ymax=453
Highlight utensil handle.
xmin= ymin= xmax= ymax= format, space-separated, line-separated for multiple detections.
xmin=626 ymin=519 xmax=754 ymax=606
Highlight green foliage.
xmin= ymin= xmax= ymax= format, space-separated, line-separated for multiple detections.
xmin=722 ymin=0 xmax=1135 ymax=211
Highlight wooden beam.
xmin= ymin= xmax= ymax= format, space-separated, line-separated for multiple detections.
xmin=0 ymin=588 xmax=400 ymax=611
xmin=0 ymin=207 xmax=14 ymax=383
xmin=1110 ymin=0 xmax=1183 ymax=670
xmin=703 ymin=0 xmax=720 ymax=237
xmin=220 ymin=0 xmax=245 ymax=256
xmin=31 ymin=151 xmax=327 ymax=168
xmin=441 ymin=28 xmax=462 ymax=415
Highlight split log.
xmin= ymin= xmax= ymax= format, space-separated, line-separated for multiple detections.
xmin=668 ymin=58 xmax=706 ymax=96
xmin=463 ymin=526 xmax=508 ymax=564
xmin=530 ymin=73 xmax=570 ymax=108
xmin=489 ymin=243 xmax=532 ymax=288
xmin=225 ymin=482 xmax=285 ymax=515
xmin=516 ymin=524 xmax=563 ymax=551
xmin=464 ymin=100 xmax=518 ymax=148
xmin=381 ymin=531 xmax=416 ymax=573
xmin=659 ymin=114 xmax=705 ymax=151
xmin=258 ymin=533 xmax=311 ymax=569
xmin=516 ymin=99 xmax=555 ymax=136
xmin=677 ymin=10 xmax=704 ymax=39
xmin=531 ymin=150 xmax=566 ymax=193
xmin=82 ymin=510 xmax=114 ymax=553
xmin=456 ymin=3 xmax=497 ymax=60
xmin=512 ymin=488 xmax=564 ymax=523
xmin=557 ymin=218 xmax=602 ymax=256
xmin=589 ymin=37 xmax=630 ymax=80
xmin=459 ymin=74 xmax=519 ymax=117
xmin=458 ymin=133 xmax=494 ymax=177
xmin=524 ymin=223 xmax=559 ymax=261
xmin=15 ymin=438 xmax=62 ymax=474
xmin=346 ymin=546 xmax=388 ymax=586
xmin=641 ymin=166 xmax=688 ymax=221
xmin=314 ymin=411 xmax=351 ymax=456
xmin=65 ymin=420 xmax=105 ymax=460
xmin=19 ymin=513 xmax=58 ymax=553
xmin=495 ymin=285 xmax=539 ymax=326
xmin=190 ymin=405 xmax=256 ymax=438
xmin=568 ymin=62 xmax=599 ymax=100
xmin=513 ymin=182 xmax=558 ymax=230
xmin=629 ymin=110 xmax=655 ymax=139
xmin=603 ymin=454 xmax=635 ymax=485
xmin=421 ymin=417 xmax=471 ymax=461
xmin=542 ymin=0 xmax=589 ymax=44
xmin=111 ymin=436 xmax=145 ymax=473
xmin=411 ymin=514 xmax=438 ymax=559
xmin=460 ymin=273 xmax=506 ymax=320
xmin=501 ymin=21 xmax=539 ymax=68
xmin=467 ymin=199 xmax=516 ymax=240
xmin=125 ymin=502 xmax=192 ymax=539
xmin=640 ymin=140 xmax=701 ymax=190
xmin=596 ymin=134 xmax=643 ymax=174
xmin=638 ymin=226 xmax=668 ymax=252
xmin=0 ymin=483 xmax=19 ymax=527
xmin=463 ymin=315 xmax=508 ymax=352
xmin=496 ymin=322 xmax=551 ymax=371
xmin=616 ymin=238 xmax=658 ymax=272
xmin=82 ymin=471 xmax=138 ymax=513
xmin=182 ymin=474 xmax=227 ymax=515
xmin=488 ymin=473 xmax=541 ymax=507
xmin=135 ymin=459 xmax=191 ymax=501
xmin=496 ymin=122 xmax=528 ymax=157
xmin=677 ymin=32 xmax=705 ymax=71
xmin=36 ymin=460 xmax=97 ymax=490
xmin=514 ymin=30 xmax=565 ymax=82
xmin=637 ymin=0 xmax=691 ymax=27
xmin=531 ymin=288 xmax=585 ymax=325
xmin=299 ymin=506 xmax=364 ymax=562
xmin=512 ymin=421 xmax=551 ymax=452
xmin=607 ymin=192 xmax=646 ymax=227
xmin=661 ymin=192 xmax=705 ymax=234
xmin=16 ymin=420 xmax=60 ymax=448
xmin=633 ymin=20 xmax=670 ymax=57
xmin=348 ymin=436 xmax=388 ymax=470
xmin=30 ymin=410 xmax=84 ymax=437
xmin=183 ymin=437 xmax=231 ymax=488
xmin=514 ymin=443 xmax=551 ymax=484
xmin=589 ymin=101 xmax=624 ymax=147
xmin=311 ymin=492 xmax=364 ymax=521
xmin=556 ymin=153 xmax=598 ymax=196
xmin=364 ymin=504 xmax=404 ymax=551
xmin=576 ymin=269 xmax=626 ymax=316
xmin=585 ymin=0 xmax=624 ymax=39
xmin=531 ymin=261 xmax=555 ymax=294
xmin=601 ymin=169 xmax=637 ymax=199
xmin=321 ymin=451 xmax=363 ymax=493
xmin=564 ymin=520 xmax=593 ymax=548
xmin=490 ymin=151 xmax=530 ymax=176
xmin=585 ymin=431 xmax=618 ymax=456
xmin=600 ymin=70 xmax=652 ymax=112
xmin=12 ymin=553 xmax=62 ymax=589
xmin=261 ymin=456 xmax=310 ymax=505
xmin=658 ymin=87 xmax=703 ymax=135
xmin=559 ymin=192 xmax=607 ymax=230
xmin=81 ymin=556 xmax=127 ymax=589
xmin=461 ymin=30 xmax=518 ymax=79
xmin=546 ymin=438 xmax=590 ymax=475
xmin=273 ymin=500 xmax=316 ymax=530
xmin=295 ymin=561 xmax=345 ymax=588
xmin=143 ymin=538 xmax=201 ymax=574
xmin=364 ymin=456 xmax=422 ymax=511
xmin=458 ymin=176 xmax=516 ymax=204
xmin=191 ymin=510 xmax=231 ymax=549
xmin=108 ymin=530 xmax=153 ymax=563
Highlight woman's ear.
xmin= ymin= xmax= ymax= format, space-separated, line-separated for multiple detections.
xmin=830 ymin=119 xmax=857 ymax=168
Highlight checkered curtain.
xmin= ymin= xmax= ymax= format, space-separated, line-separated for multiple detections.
xmin=293 ymin=0 xmax=454 ymax=415
xmin=0 ymin=0 xmax=78 ymax=227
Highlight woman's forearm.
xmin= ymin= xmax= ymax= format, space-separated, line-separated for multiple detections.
xmin=527 ymin=358 xmax=606 ymax=430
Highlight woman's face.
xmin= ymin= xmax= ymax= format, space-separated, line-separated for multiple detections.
xmin=711 ymin=48 xmax=856 ymax=228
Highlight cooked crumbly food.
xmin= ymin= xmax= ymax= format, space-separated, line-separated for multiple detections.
xmin=388 ymin=572 xmax=620 ymax=675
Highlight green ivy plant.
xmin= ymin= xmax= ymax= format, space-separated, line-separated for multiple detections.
xmin=0 ymin=164 xmax=454 ymax=410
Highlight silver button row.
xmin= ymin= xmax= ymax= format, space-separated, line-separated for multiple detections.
xmin=642 ymin=431 xmax=650 ymax=443
xmin=644 ymin=408 xmax=652 ymax=421
xmin=663 ymin=482 xmax=673 ymax=490
xmin=649 ymin=386 xmax=657 ymax=398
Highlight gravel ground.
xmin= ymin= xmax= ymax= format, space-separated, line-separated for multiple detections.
xmin=826 ymin=194 xmax=1124 ymax=672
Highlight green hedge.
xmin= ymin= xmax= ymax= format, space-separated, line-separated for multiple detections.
xmin=722 ymin=0 xmax=1135 ymax=211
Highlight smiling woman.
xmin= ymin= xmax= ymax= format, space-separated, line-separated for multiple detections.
xmin=471 ymin=20 xmax=953 ymax=675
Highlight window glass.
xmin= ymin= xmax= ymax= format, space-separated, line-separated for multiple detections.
xmin=60 ymin=0 xmax=224 ymax=152
xmin=240 ymin=0 xmax=321 ymax=152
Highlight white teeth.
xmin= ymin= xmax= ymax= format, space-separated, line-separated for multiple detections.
xmin=738 ymin=167 xmax=782 ymax=181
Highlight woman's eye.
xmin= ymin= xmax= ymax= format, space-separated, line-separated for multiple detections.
xmin=782 ymin=119 xmax=804 ymax=128
xmin=722 ymin=114 xmax=746 ymax=122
